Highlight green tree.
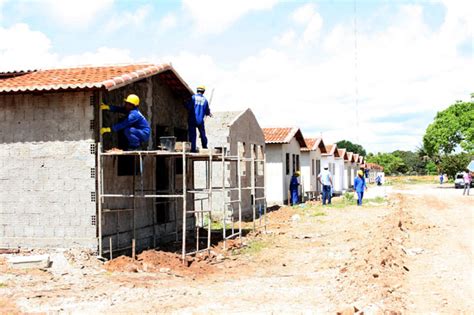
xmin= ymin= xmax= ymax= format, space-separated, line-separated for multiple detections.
xmin=366 ymin=153 xmax=405 ymax=175
xmin=336 ymin=140 xmax=367 ymax=156
xmin=425 ymin=161 xmax=437 ymax=175
xmin=439 ymin=153 xmax=472 ymax=179
xmin=423 ymin=99 xmax=474 ymax=157
xmin=393 ymin=150 xmax=428 ymax=174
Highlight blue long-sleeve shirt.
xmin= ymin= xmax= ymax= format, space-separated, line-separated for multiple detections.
xmin=185 ymin=93 xmax=210 ymax=125
xmin=290 ymin=175 xmax=299 ymax=189
xmin=354 ymin=176 xmax=367 ymax=193
xmin=109 ymin=106 xmax=150 ymax=134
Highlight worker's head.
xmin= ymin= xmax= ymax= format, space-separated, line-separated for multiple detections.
xmin=324 ymin=165 xmax=329 ymax=170
xmin=197 ymin=85 xmax=206 ymax=94
xmin=295 ymin=171 xmax=300 ymax=177
xmin=358 ymin=170 xmax=363 ymax=176
xmin=124 ymin=94 xmax=140 ymax=110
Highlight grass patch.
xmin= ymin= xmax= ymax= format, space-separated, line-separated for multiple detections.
xmin=239 ymin=239 xmax=268 ymax=255
xmin=386 ymin=175 xmax=439 ymax=185
xmin=0 ymin=283 xmax=7 ymax=288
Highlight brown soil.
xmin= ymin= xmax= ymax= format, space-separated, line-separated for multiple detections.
xmin=1 ymin=184 xmax=472 ymax=313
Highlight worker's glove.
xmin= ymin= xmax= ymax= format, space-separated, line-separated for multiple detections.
xmin=100 ymin=103 xmax=110 ymax=111
xmin=100 ymin=127 xmax=111 ymax=135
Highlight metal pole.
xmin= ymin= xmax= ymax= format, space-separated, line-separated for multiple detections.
xmin=181 ymin=143 xmax=187 ymax=263
xmin=222 ymin=149 xmax=226 ymax=250
xmin=208 ymin=150 xmax=212 ymax=251
xmin=264 ymin=153 xmax=267 ymax=231
xmin=251 ymin=149 xmax=256 ymax=231
xmin=98 ymin=144 xmax=103 ymax=257
xmin=237 ymin=143 xmax=242 ymax=243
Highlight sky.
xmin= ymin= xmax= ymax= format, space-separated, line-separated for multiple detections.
xmin=0 ymin=0 xmax=472 ymax=153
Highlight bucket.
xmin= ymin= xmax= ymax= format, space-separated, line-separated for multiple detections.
xmin=159 ymin=136 xmax=176 ymax=151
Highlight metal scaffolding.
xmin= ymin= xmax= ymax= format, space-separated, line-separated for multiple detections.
xmin=96 ymin=142 xmax=267 ymax=262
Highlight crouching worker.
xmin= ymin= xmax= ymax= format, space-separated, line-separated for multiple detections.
xmin=100 ymin=94 xmax=151 ymax=151
xmin=290 ymin=171 xmax=300 ymax=205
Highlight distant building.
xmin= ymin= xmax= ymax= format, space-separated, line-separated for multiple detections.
xmin=300 ymin=137 xmax=326 ymax=199
xmin=263 ymin=127 xmax=307 ymax=205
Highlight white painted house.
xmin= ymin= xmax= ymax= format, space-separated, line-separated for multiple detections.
xmin=345 ymin=151 xmax=355 ymax=189
xmin=301 ymin=137 xmax=326 ymax=199
xmin=263 ymin=127 xmax=307 ymax=205
xmin=337 ymin=148 xmax=350 ymax=191
xmin=334 ymin=148 xmax=347 ymax=194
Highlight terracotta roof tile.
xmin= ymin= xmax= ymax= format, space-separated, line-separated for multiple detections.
xmin=262 ymin=127 xmax=307 ymax=148
xmin=323 ymin=144 xmax=339 ymax=156
xmin=0 ymin=63 xmax=189 ymax=94
xmin=302 ymin=137 xmax=326 ymax=152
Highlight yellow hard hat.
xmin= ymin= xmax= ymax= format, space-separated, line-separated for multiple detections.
xmin=358 ymin=170 xmax=364 ymax=176
xmin=295 ymin=171 xmax=300 ymax=176
xmin=197 ymin=85 xmax=206 ymax=91
xmin=124 ymin=94 xmax=140 ymax=106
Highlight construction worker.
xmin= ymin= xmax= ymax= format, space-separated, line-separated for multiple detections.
xmin=318 ymin=165 xmax=333 ymax=205
xmin=100 ymin=94 xmax=151 ymax=151
xmin=354 ymin=170 xmax=367 ymax=206
xmin=290 ymin=171 xmax=300 ymax=205
xmin=185 ymin=85 xmax=212 ymax=152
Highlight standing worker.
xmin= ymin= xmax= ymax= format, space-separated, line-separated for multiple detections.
xmin=185 ymin=85 xmax=212 ymax=153
xmin=318 ymin=165 xmax=333 ymax=205
xmin=354 ymin=170 xmax=367 ymax=206
xmin=100 ymin=94 xmax=151 ymax=151
xmin=289 ymin=171 xmax=300 ymax=205
xmin=463 ymin=170 xmax=472 ymax=196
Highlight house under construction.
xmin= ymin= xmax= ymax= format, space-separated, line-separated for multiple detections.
xmin=0 ymin=63 xmax=267 ymax=260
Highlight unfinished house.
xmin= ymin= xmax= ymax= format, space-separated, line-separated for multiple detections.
xmin=0 ymin=63 xmax=216 ymax=258
xmin=300 ymin=137 xmax=326 ymax=200
xmin=194 ymin=109 xmax=266 ymax=223
xmin=263 ymin=127 xmax=307 ymax=205
xmin=366 ymin=162 xmax=384 ymax=183
xmin=320 ymin=144 xmax=342 ymax=194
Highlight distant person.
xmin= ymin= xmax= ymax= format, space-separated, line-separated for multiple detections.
xmin=364 ymin=168 xmax=369 ymax=179
xmin=290 ymin=171 xmax=300 ymax=205
xmin=439 ymin=173 xmax=444 ymax=185
xmin=185 ymin=85 xmax=212 ymax=153
xmin=354 ymin=170 xmax=367 ymax=206
xmin=375 ymin=174 xmax=382 ymax=186
xmin=463 ymin=170 xmax=472 ymax=196
xmin=100 ymin=94 xmax=151 ymax=151
xmin=318 ymin=166 xmax=333 ymax=205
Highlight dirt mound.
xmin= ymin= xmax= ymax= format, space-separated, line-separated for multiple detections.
xmin=103 ymin=250 xmax=216 ymax=277
xmin=104 ymin=255 xmax=140 ymax=273
xmin=265 ymin=205 xmax=296 ymax=225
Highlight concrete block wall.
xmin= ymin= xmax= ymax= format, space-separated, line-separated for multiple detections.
xmin=0 ymin=92 xmax=97 ymax=249
xmin=100 ymin=75 xmax=194 ymax=254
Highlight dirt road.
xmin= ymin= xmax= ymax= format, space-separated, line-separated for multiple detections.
xmin=1 ymin=184 xmax=472 ymax=313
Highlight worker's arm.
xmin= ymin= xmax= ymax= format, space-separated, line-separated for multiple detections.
xmin=205 ymin=99 xmax=212 ymax=117
xmin=112 ymin=111 xmax=140 ymax=132
xmin=109 ymin=105 xmax=128 ymax=114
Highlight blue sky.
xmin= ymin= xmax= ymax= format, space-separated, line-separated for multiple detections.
xmin=0 ymin=0 xmax=472 ymax=153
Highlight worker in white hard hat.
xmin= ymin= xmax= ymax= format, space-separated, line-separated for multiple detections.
xmin=185 ymin=85 xmax=212 ymax=152
xmin=100 ymin=94 xmax=151 ymax=150
xmin=318 ymin=165 xmax=333 ymax=205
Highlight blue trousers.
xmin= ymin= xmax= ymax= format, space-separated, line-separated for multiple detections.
xmin=290 ymin=187 xmax=299 ymax=205
xmin=124 ymin=127 xmax=149 ymax=149
xmin=357 ymin=191 xmax=364 ymax=206
xmin=189 ymin=123 xmax=208 ymax=152
xmin=322 ymin=185 xmax=332 ymax=205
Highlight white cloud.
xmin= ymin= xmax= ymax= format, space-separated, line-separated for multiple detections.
xmin=0 ymin=23 xmax=57 ymax=71
xmin=289 ymin=3 xmax=324 ymax=46
xmin=103 ymin=4 xmax=151 ymax=33
xmin=159 ymin=13 xmax=177 ymax=31
xmin=157 ymin=1 xmax=472 ymax=153
xmin=44 ymin=0 xmax=113 ymax=28
xmin=291 ymin=3 xmax=316 ymax=25
xmin=182 ymin=0 xmax=278 ymax=35
xmin=275 ymin=29 xmax=296 ymax=46
xmin=59 ymin=47 xmax=133 ymax=67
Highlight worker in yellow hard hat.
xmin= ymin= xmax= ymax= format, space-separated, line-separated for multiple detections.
xmin=100 ymin=94 xmax=151 ymax=150
xmin=354 ymin=169 xmax=367 ymax=206
xmin=184 ymin=85 xmax=212 ymax=152
xmin=290 ymin=170 xmax=301 ymax=205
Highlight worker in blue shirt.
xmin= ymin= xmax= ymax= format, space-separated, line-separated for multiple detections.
xmin=100 ymin=94 xmax=151 ymax=150
xmin=354 ymin=170 xmax=367 ymax=206
xmin=185 ymin=85 xmax=212 ymax=152
xmin=290 ymin=171 xmax=300 ymax=205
